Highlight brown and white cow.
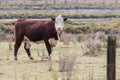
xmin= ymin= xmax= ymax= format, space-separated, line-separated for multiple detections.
xmin=14 ymin=15 xmax=67 ymax=61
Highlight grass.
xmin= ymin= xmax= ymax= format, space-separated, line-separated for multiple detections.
xmin=0 ymin=0 xmax=120 ymax=10
xmin=0 ymin=10 xmax=120 ymax=19
xmin=0 ymin=41 xmax=120 ymax=80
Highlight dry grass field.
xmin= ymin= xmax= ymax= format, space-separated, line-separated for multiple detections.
xmin=0 ymin=0 xmax=120 ymax=10
xmin=0 ymin=41 xmax=120 ymax=80
xmin=0 ymin=0 xmax=120 ymax=80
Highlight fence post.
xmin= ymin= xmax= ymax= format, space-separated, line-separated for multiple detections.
xmin=107 ymin=36 xmax=116 ymax=80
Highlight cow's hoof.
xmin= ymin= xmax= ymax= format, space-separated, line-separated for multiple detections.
xmin=14 ymin=57 xmax=18 ymax=61
xmin=29 ymin=57 xmax=34 ymax=60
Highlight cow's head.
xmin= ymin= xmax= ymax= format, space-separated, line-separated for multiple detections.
xmin=51 ymin=15 xmax=67 ymax=34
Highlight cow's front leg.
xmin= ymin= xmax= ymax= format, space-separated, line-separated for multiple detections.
xmin=44 ymin=40 xmax=52 ymax=56
xmin=44 ymin=40 xmax=53 ymax=71
xmin=24 ymin=38 xmax=34 ymax=60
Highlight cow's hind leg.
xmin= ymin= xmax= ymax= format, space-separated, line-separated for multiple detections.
xmin=24 ymin=38 xmax=34 ymax=60
xmin=14 ymin=36 xmax=24 ymax=61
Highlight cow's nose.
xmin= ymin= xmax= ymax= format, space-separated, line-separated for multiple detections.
xmin=58 ymin=28 xmax=61 ymax=31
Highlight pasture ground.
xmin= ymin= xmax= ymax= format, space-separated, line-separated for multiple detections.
xmin=0 ymin=42 xmax=120 ymax=80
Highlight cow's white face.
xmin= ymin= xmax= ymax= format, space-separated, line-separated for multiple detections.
xmin=52 ymin=15 xmax=67 ymax=34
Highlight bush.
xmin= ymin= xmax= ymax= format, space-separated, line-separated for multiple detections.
xmin=59 ymin=52 xmax=77 ymax=80
xmin=0 ymin=30 xmax=6 ymax=40
xmin=83 ymin=31 xmax=106 ymax=55
xmin=60 ymin=31 xmax=77 ymax=45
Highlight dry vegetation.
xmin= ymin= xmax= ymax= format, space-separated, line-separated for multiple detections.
xmin=0 ymin=1 xmax=120 ymax=79
xmin=83 ymin=31 xmax=106 ymax=55
xmin=0 ymin=31 xmax=120 ymax=80
xmin=0 ymin=10 xmax=120 ymax=19
xmin=0 ymin=0 xmax=120 ymax=10
xmin=0 ymin=0 xmax=120 ymax=19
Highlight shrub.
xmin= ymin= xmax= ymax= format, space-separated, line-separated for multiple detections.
xmin=60 ymin=31 xmax=77 ymax=45
xmin=83 ymin=31 xmax=106 ymax=55
xmin=59 ymin=52 xmax=77 ymax=80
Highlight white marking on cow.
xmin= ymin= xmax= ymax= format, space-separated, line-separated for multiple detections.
xmin=57 ymin=35 xmax=60 ymax=41
xmin=55 ymin=15 xmax=64 ymax=34
xmin=49 ymin=38 xmax=58 ymax=47
xmin=35 ymin=40 xmax=44 ymax=44
xmin=24 ymin=36 xmax=31 ymax=49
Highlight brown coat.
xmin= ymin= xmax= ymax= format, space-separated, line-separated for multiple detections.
xmin=14 ymin=18 xmax=58 ymax=60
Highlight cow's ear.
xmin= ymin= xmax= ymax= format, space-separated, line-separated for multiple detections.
xmin=51 ymin=18 xmax=55 ymax=21
xmin=64 ymin=18 xmax=67 ymax=21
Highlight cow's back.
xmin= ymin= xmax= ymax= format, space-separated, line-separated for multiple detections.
xmin=14 ymin=18 xmax=56 ymax=42
xmin=15 ymin=19 xmax=40 ymax=34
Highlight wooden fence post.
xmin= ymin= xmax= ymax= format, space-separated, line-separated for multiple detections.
xmin=107 ymin=36 xmax=116 ymax=80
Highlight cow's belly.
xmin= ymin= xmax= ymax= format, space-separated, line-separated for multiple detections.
xmin=34 ymin=40 xmax=44 ymax=44
xmin=24 ymin=36 xmax=43 ymax=44
xmin=24 ymin=36 xmax=58 ymax=48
